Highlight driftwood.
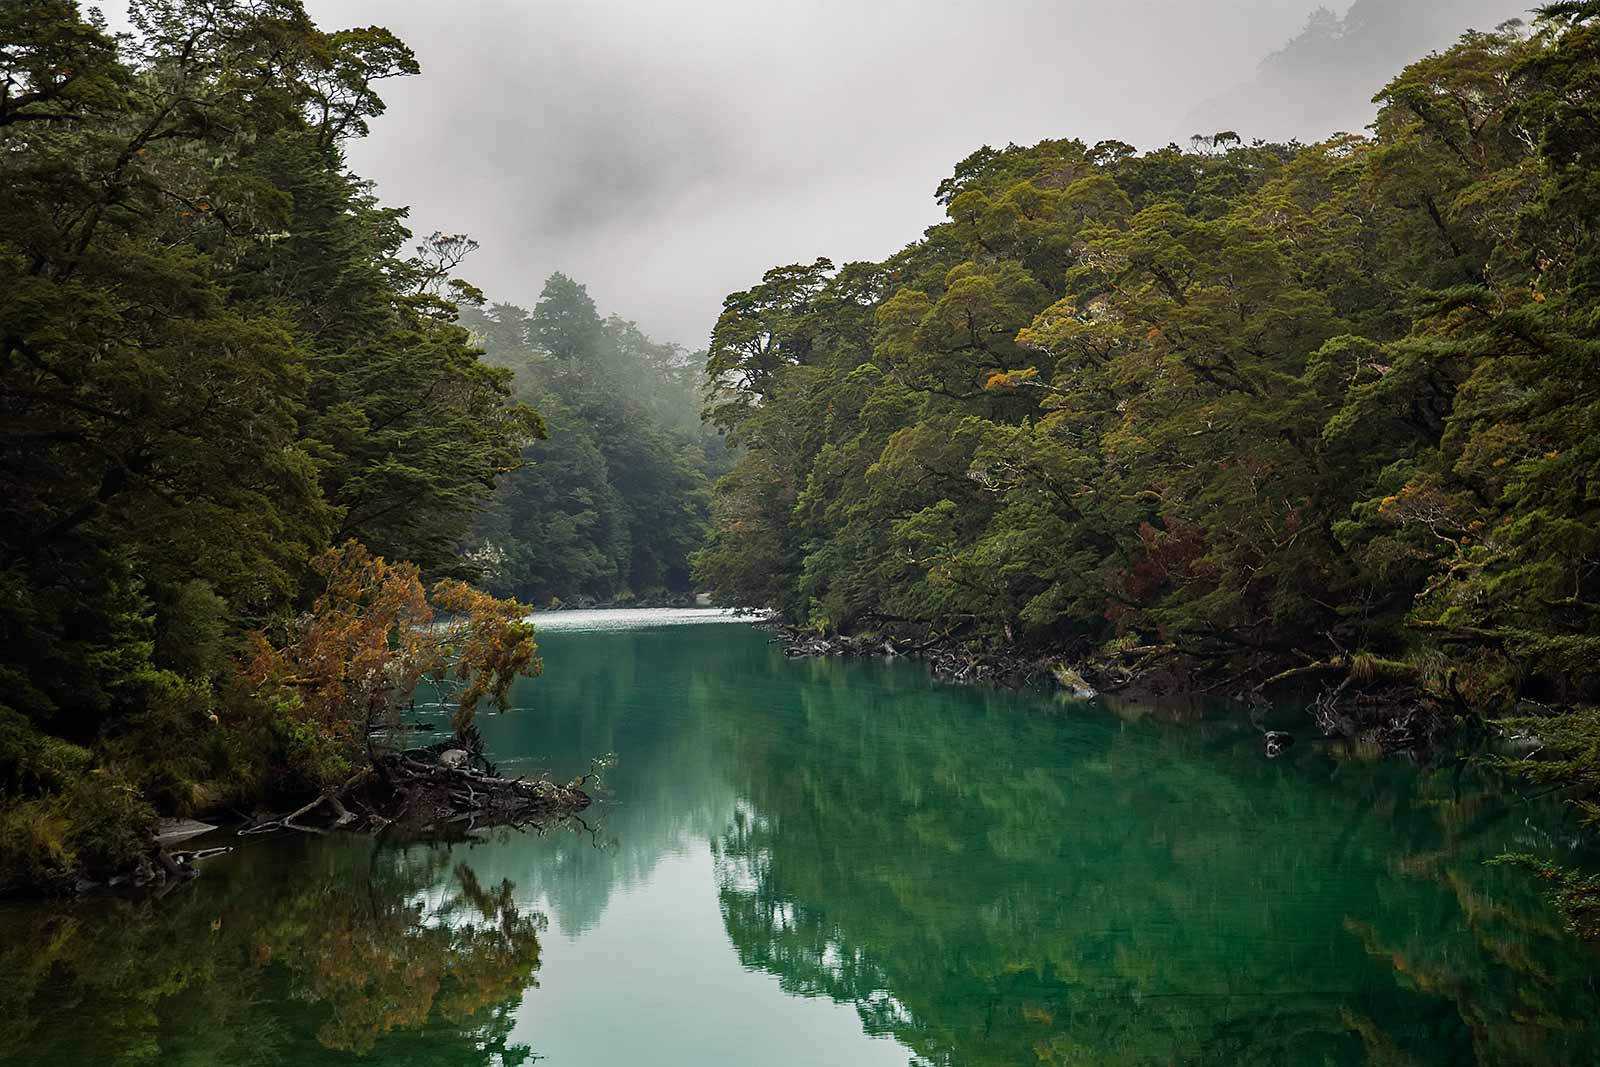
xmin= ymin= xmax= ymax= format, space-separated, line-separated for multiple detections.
xmin=74 ymin=735 xmax=595 ymax=898
xmin=241 ymin=745 xmax=592 ymax=841
xmin=770 ymin=622 xmax=1058 ymax=688
xmin=239 ymin=768 xmax=373 ymax=837
xmin=120 ymin=833 xmax=232 ymax=895
xmin=152 ymin=818 xmax=218 ymax=847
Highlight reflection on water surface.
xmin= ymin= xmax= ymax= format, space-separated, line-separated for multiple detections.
xmin=3 ymin=620 xmax=1596 ymax=1066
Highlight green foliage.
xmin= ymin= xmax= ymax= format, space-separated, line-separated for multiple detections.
xmin=460 ymin=275 xmax=727 ymax=605
xmin=695 ymin=9 xmax=1600 ymax=839
xmin=0 ymin=768 xmax=153 ymax=892
xmin=0 ymin=1 xmax=540 ymax=887
xmin=0 ymin=706 xmax=91 ymax=795
xmin=1491 ymin=853 xmax=1600 ymax=940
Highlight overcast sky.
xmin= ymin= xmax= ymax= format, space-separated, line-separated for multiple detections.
xmin=96 ymin=0 xmax=1522 ymax=349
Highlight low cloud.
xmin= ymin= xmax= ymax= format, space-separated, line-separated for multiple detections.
xmin=95 ymin=0 xmax=1522 ymax=348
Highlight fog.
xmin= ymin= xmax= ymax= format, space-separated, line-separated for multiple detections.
xmin=102 ymin=0 xmax=1527 ymax=348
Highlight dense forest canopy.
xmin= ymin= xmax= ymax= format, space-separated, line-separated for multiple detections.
xmin=694 ymin=5 xmax=1600 ymax=859
xmin=0 ymin=0 xmax=549 ymax=888
xmin=460 ymin=274 xmax=727 ymax=607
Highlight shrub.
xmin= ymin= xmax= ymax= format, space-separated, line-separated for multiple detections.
xmin=0 ymin=769 xmax=152 ymax=892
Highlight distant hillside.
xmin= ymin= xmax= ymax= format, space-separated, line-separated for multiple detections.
xmin=1181 ymin=0 xmax=1526 ymax=143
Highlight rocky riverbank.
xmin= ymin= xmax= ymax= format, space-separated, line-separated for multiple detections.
xmin=767 ymin=622 xmax=1470 ymax=756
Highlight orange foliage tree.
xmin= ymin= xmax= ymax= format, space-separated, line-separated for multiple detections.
xmin=246 ymin=542 xmax=539 ymax=786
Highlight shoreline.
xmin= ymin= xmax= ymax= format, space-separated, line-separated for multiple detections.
xmin=24 ymin=738 xmax=595 ymax=901
xmin=763 ymin=620 xmax=1483 ymax=757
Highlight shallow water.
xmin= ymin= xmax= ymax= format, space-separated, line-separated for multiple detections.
xmin=4 ymin=619 xmax=1597 ymax=1066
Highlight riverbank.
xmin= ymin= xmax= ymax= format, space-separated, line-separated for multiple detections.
xmin=43 ymin=734 xmax=594 ymax=899
xmin=539 ymin=590 xmax=710 ymax=611
xmin=767 ymin=621 xmax=1485 ymax=756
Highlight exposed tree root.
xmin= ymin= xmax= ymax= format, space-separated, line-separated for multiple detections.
xmin=242 ymin=746 xmax=593 ymax=842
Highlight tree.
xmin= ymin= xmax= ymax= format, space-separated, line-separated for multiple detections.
xmin=0 ymin=0 xmax=543 ymax=888
xmin=245 ymin=541 xmax=539 ymax=790
xmin=460 ymin=276 xmax=722 ymax=606
xmin=704 ymin=257 xmax=834 ymax=435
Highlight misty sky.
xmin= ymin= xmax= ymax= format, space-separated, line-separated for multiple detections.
xmin=100 ymin=0 xmax=1524 ymax=349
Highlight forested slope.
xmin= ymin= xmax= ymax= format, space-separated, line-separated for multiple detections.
xmin=697 ymin=8 xmax=1600 ymax=735
xmin=0 ymin=1 xmax=543 ymax=889
xmin=460 ymin=276 xmax=728 ymax=607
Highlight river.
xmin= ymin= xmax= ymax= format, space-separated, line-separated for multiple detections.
xmin=2 ymin=612 xmax=1596 ymax=1065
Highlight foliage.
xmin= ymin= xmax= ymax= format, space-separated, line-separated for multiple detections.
xmin=695 ymin=15 xmax=1598 ymax=738
xmin=0 ymin=0 xmax=541 ymax=886
xmin=431 ymin=580 xmax=541 ymax=731
xmin=693 ymin=5 xmax=1600 ymax=921
xmin=460 ymin=276 xmax=728 ymax=605
xmin=244 ymin=542 xmax=537 ymax=787
xmin=0 ymin=769 xmax=153 ymax=892
xmin=1491 ymin=853 xmax=1600 ymax=941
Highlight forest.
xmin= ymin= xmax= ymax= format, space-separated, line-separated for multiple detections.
xmin=460 ymin=276 xmax=726 ymax=608
xmin=0 ymin=0 xmax=705 ymax=891
xmin=694 ymin=5 xmax=1600 ymax=870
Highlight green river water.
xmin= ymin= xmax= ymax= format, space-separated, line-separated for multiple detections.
xmin=3 ymin=611 xmax=1597 ymax=1065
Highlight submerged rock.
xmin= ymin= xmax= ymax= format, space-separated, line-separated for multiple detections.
xmin=1051 ymin=664 xmax=1098 ymax=700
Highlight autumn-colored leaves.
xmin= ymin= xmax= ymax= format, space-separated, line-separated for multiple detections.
xmin=246 ymin=541 xmax=539 ymax=785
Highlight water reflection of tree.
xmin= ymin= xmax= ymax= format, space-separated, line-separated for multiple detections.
xmin=466 ymin=625 xmax=746 ymax=936
xmin=273 ymin=852 xmax=543 ymax=1057
xmin=0 ymin=839 xmax=542 ymax=1066
xmin=709 ymin=660 xmax=1600 ymax=1066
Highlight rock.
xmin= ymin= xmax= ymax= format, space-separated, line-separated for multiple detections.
xmin=439 ymin=748 xmax=470 ymax=769
xmin=1264 ymin=731 xmax=1295 ymax=758
xmin=1051 ymin=664 xmax=1098 ymax=700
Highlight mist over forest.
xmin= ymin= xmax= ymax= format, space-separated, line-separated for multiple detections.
xmin=1185 ymin=0 xmax=1528 ymax=142
xmin=90 ymin=0 xmax=1532 ymax=351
